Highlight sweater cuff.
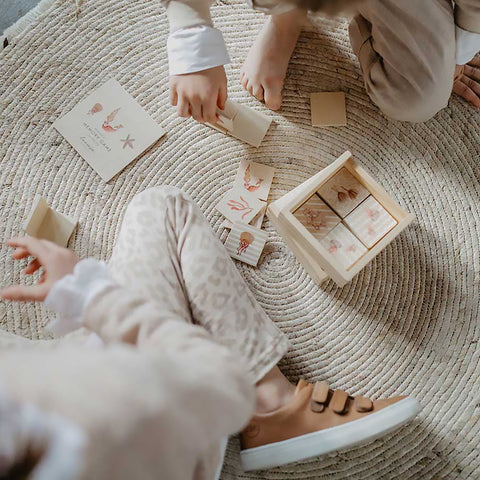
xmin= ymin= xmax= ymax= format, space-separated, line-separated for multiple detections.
xmin=456 ymin=25 xmax=480 ymax=64
xmin=167 ymin=25 xmax=230 ymax=75
xmin=455 ymin=7 xmax=480 ymax=36
xmin=44 ymin=259 xmax=113 ymax=336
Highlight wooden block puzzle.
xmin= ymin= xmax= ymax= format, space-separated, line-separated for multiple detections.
xmin=267 ymin=151 xmax=415 ymax=287
xmin=233 ymin=160 xmax=275 ymax=201
xmin=222 ymin=204 xmax=266 ymax=230
xmin=224 ymin=223 xmax=268 ymax=266
xmin=206 ymin=99 xmax=272 ymax=148
xmin=310 ymin=92 xmax=347 ymax=127
xmin=317 ymin=167 xmax=369 ymax=217
xmin=216 ymin=188 xmax=265 ymax=224
xmin=319 ymin=223 xmax=367 ymax=270
xmin=293 ymin=194 xmax=341 ymax=240
xmin=23 ymin=197 xmax=77 ymax=247
xmin=344 ymin=196 xmax=397 ymax=248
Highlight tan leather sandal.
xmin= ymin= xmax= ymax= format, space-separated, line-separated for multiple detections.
xmin=240 ymin=379 xmax=420 ymax=471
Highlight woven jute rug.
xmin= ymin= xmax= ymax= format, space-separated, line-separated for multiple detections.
xmin=1 ymin=1 xmax=479 ymax=478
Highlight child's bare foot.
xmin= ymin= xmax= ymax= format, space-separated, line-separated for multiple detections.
xmin=240 ymin=9 xmax=306 ymax=110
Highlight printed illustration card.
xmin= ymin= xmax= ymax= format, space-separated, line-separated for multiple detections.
xmin=216 ymin=188 xmax=265 ymax=224
xmin=225 ymin=223 xmax=269 ymax=267
xmin=233 ymin=160 xmax=275 ymax=201
xmin=53 ymin=78 xmax=165 ymax=182
xmin=221 ymin=204 xmax=266 ymax=230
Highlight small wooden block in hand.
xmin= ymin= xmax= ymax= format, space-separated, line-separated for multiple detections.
xmin=23 ymin=197 xmax=78 ymax=247
xmin=310 ymin=92 xmax=347 ymax=127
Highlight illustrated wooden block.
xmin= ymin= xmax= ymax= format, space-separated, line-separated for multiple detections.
xmin=216 ymin=189 xmax=265 ymax=224
xmin=233 ymin=160 xmax=275 ymax=201
xmin=310 ymin=92 xmax=347 ymax=127
xmin=206 ymin=99 xmax=272 ymax=148
xmin=23 ymin=197 xmax=77 ymax=247
xmin=317 ymin=167 xmax=369 ymax=218
xmin=344 ymin=196 xmax=397 ymax=248
xmin=224 ymin=223 xmax=268 ymax=267
xmin=267 ymin=151 xmax=415 ymax=287
xmin=293 ymin=194 xmax=340 ymax=240
xmin=319 ymin=223 xmax=367 ymax=270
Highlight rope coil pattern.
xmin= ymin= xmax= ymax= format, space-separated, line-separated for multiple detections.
xmin=0 ymin=1 xmax=479 ymax=478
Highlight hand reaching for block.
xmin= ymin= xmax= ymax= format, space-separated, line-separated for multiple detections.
xmin=1 ymin=237 xmax=79 ymax=302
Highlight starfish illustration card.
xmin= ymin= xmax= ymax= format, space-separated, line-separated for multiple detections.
xmin=233 ymin=160 xmax=275 ymax=201
xmin=216 ymin=189 xmax=265 ymax=224
xmin=53 ymin=78 xmax=165 ymax=182
xmin=224 ymin=223 xmax=269 ymax=267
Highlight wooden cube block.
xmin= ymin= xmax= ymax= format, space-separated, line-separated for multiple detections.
xmin=310 ymin=92 xmax=347 ymax=127
xmin=319 ymin=223 xmax=367 ymax=270
xmin=293 ymin=194 xmax=340 ymax=240
xmin=224 ymin=223 xmax=269 ymax=267
xmin=317 ymin=167 xmax=369 ymax=218
xmin=344 ymin=196 xmax=397 ymax=248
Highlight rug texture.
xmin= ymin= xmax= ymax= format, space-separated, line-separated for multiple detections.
xmin=0 ymin=0 xmax=479 ymax=478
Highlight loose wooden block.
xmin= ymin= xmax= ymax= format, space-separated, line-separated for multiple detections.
xmin=233 ymin=159 xmax=275 ymax=201
xmin=310 ymin=92 xmax=347 ymax=127
xmin=206 ymin=99 xmax=272 ymax=148
xmin=294 ymin=194 xmax=341 ymax=240
xmin=224 ymin=223 xmax=268 ymax=267
xmin=344 ymin=196 xmax=397 ymax=248
xmin=221 ymin=204 xmax=266 ymax=230
xmin=317 ymin=167 xmax=369 ymax=218
xmin=320 ymin=223 xmax=367 ymax=270
xmin=267 ymin=151 xmax=415 ymax=287
xmin=216 ymin=189 xmax=265 ymax=224
xmin=23 ymin=197 xmax=77 ymax=247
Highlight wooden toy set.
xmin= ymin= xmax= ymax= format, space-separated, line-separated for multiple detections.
xmin=267 ymin=151 xmax=414 ymax=287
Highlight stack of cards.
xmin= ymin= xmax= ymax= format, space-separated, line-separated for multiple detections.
xmin=216 ymin=160 xmax=275 ymax=266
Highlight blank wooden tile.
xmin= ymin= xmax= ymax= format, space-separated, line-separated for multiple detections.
xmin=294 ymin=194 xmax=340 ymax=240
xmin=320 ymin=223 xmax=367 ymax=270
xmin=317 ymin=167 xmax=370 ymax=218
xmin=344 ymin=196 xmax=397 ymax=248
xmin=310 ymin=92 xmax=347 ymax=127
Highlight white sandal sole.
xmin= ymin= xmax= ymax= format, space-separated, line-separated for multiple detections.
xmin=241 ymin=397 xmax=420 ymax=471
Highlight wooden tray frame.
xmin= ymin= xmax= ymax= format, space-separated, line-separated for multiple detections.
xmin=267 ymin=151 xmax=415 ymax=287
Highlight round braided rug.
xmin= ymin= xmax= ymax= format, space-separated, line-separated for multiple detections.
xmin=1 ymin=1 xmax=479 ymax=478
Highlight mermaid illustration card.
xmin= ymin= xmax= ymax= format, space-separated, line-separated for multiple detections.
xmin=53 ymin=78 xmax=165 ymax=182
xmin=224 ymin=223 xmax=269 ymax=267
xmin=233 ymin=160 xmax=275 ymax=201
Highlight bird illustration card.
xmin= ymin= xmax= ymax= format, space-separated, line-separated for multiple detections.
xmin=344 ymin=196 xmax=397 ymax=248
xmin=224 ymin=223 xmax=269 ymax=267
xmin=216 ymin=189 xmax=265 ymax=224
xmin=317 ymin=168 xmax=369 ymax=218
xmin=233 ymin=160 xmax=275 ymax=201
xmin=53 ymin=78 xmax=165 ymax=182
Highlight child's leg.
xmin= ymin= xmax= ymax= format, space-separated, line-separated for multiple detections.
xmin=240 ymin=8 xmax=307 ymax=110
xmin=108 ymin=186 xmax=289 ymax=383
xmin=349 ymin=0 xmax=455 ymax=122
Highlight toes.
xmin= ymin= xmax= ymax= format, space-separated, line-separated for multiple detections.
xmin=264 ymin=85 xmax=283 ymax=111
xmin=246 ymin=81 xmax=254 ymax=96
xmin=241 ymin=75 xmax=248 ymax=90
xmin=252 ymin=85 xmax=264 ymax=101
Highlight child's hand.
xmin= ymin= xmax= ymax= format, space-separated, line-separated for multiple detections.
xmin=453 ymin=58 xmax=480 ymax=109
xmin=170 ymin=66 xmax=228 ymax=124
xmin=1 ymin=237 xmax=79 ymax=302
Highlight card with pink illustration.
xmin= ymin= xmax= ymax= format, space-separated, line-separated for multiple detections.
xmin=221 ymin=203 xmax=266 ymax=230
xmin=53 ymin=78 xmax=165 ymax=182
xmin=294 ymin=194 xmax=341 ymax=240
xmin=232 ymin=160 xmax=275 ymax=201
xmin=225 ymin=223 xmax=269 ymax=267
xmin=216 ymin=189 xmax=265 ymax=224
xmin=319 ymin=223 xmax=367 ymax=270
xmin=317 ymin=167 xmax=369 ymax=218
xmin=344 ymin=196 xmax=397 ymax=248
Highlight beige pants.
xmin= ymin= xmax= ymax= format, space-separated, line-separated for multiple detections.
xmin=349 ymin=0 xmax=456 ymax=122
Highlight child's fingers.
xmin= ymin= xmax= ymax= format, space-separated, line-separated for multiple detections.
xmin=7 ymin=237 xmax=49 ymax=261
xmin=217 ymin=85 xmax=227 ymax=110
xmin=190 ymin=101 xmax=203 ymax=123
xmin=203 ymin=99 xmax=218 ymax=124
xmin=1 ymin=284 xmax=49 ymax=302
xmin=24 ymin=259 xmax=42 ymax=275
xmin=453 ymin=79 xmax=480 ymax=108
xmin=12 ymin=247 xmax=31 ymax=260
xmin=170 ymin=86 xmax=178 ymax=106
xmin=177 ymin=97 xmax=190 ymax=118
